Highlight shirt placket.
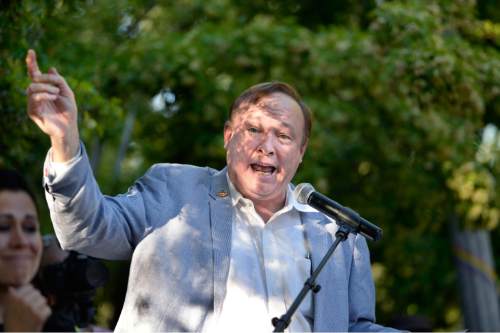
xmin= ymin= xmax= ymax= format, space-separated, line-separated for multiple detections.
xmin=262 ymin=224 xmax=288 ymax=326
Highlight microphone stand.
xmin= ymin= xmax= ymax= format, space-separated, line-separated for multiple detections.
xmin=271 ymin=224 xmax=352 ymax=332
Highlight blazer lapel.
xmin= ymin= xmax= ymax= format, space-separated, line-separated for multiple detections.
xmin=209 ymin=168 xmax=233 ymax=318
xmin=302 ymin=212 xmax=345 ymax=332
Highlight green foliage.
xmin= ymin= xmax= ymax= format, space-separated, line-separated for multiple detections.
xmin=1 ymin=0 xmax=499 ymax=330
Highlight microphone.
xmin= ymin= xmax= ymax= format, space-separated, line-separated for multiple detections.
xmin=294 ymin=183 xmax=383 ymax=241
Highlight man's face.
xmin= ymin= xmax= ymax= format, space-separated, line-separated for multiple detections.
xmin=224 ymin=92 xmax=307 ymax=207
xmin=0 ymin=190 xmax=42 ymax=287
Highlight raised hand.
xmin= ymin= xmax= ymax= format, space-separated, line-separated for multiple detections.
xmin=3 ymin=285 xmax=52 ymax=332
xmin=26 ymin=49 xmax=80 ymax=162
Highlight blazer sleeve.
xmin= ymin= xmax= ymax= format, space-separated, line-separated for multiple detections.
xmin=348 ymin=234 xmax=399 ymax=332
xmin=43 ymin=143 xmax=170 ymax=260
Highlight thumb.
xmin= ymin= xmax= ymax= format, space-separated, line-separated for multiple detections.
xmin=48 ymin=67 xmax=58 ymax=75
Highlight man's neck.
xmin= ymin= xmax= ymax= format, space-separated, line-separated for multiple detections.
xmin=225 ymin=173 xmax=289 ymax=223
xmin=252 ymin=196 xmax=286 ymax=223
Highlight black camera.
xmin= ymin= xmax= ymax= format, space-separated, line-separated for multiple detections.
xmin=35 ymin=235 xmax=109 ymax=332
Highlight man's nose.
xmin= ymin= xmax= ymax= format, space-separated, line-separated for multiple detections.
xmin=9 ymin=224 xmax=29 ymax=247
xmin=258 ymin=134 xmax=275 ymax=155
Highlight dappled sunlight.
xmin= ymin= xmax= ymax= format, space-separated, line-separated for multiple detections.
xmin=120 ymin=203 xmax=215 ymax=331
xmin=447 ymin=123 xmax=500 ymax=227
xmin=5 ymin=0 xmax=500 ymax=330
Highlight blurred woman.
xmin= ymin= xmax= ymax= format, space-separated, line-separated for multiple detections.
xmin=0 ymin=169 xmax=51 ymax=331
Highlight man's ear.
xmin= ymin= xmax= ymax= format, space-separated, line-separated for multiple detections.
xmin=223 ymin=120 xmax=232 ymax=149
xmin=299 ymin=138 xmax=308 ymax=163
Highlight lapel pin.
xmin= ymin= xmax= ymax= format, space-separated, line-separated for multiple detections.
xmin=217 ymin=191 xmax=228 ymax=198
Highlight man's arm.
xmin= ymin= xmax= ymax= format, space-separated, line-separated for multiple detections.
xmin=26 ymin=50 xmax=151 ymax=260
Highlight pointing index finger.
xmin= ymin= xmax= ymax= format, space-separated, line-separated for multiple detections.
xmin=26 ymin=49 xmax=42 ymax=79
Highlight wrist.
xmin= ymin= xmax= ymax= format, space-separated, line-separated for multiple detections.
xmin=50 ymin=131 xmax=80 ymax=163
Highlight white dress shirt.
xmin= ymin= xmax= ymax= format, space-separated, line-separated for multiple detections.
xmin=208 ymin=176 xmax=314 ymax=332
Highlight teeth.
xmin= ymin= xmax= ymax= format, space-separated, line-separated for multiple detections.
xmin=251 ymin=164 xmax=275 ymax=173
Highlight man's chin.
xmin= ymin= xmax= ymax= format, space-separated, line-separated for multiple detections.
xmin=245 ymin=185 xmax=286 ymax=202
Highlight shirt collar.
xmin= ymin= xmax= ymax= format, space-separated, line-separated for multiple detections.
xmin=225 ymin=174 xmax=317 ymax=213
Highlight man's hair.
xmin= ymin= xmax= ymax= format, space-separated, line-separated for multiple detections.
xmin=0 ymin=168 xmax=38 ymax=209
xmin=229 ymin=82 xmax=312 ymax=145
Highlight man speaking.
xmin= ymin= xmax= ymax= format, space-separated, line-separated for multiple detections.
xmin=26 ymin=49 xmax=394 ymax=332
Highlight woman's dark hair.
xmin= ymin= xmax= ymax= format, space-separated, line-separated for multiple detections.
xmin=0 ymin=169 xmax=38 ymax=209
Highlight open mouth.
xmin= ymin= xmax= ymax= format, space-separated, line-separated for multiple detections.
xmin=251 ymin=163 xmax=276 ymax=174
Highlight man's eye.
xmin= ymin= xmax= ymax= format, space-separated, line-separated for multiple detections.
xmin=279 ymin=133 xmax=291 ymax=140
xmin=248 ymin=127 xmax=259 ymax=133
xmin=0 ymin=224 xmax=10 ymax=232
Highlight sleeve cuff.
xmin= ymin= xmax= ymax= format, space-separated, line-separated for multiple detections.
xmin=44 ymin=143 xmax=83 ymax=184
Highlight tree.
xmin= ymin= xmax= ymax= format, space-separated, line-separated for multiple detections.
xmin=1 ymin=0 xmax=498 ymax=329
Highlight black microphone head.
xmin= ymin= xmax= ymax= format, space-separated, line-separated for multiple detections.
xmin=294 ymin=183 xmax=315 ymax=204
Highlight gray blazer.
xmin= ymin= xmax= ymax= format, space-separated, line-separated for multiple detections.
xmin=44 ymin=145 xmax=392 ymax=332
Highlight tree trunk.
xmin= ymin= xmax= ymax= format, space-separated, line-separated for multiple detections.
xmin=452 ymin=223 xmax=500 ymax=331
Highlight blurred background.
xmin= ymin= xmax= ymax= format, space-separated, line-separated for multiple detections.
xmin=1 ymin=0 xmax=499 ymax=330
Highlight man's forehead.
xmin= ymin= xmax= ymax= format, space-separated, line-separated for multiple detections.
xmin=235 ymin=108 xmax=298 ymax=131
